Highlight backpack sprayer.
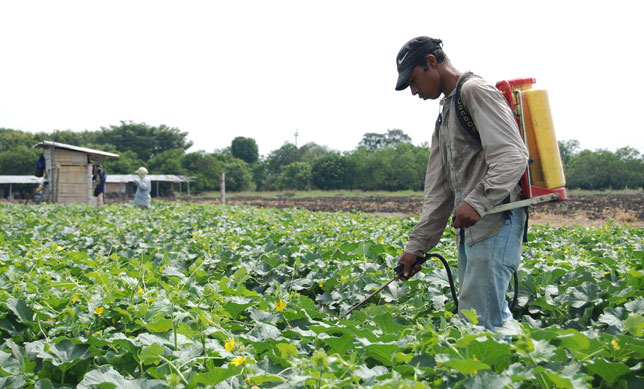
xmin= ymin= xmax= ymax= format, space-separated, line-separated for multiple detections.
xmin=344 ymin=77 xmax=567 ymax=317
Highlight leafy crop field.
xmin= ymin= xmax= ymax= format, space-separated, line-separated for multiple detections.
xmin=0 ymin=202 xmax=642 ymax=388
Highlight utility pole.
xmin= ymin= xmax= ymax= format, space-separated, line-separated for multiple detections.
xmin=294 ymin=129 xmax=299 ymax=192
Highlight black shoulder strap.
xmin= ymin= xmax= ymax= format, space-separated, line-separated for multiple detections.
xmin=454 ymin=72 xmax=481 ymax=143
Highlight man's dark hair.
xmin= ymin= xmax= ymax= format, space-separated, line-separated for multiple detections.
xmin=413 ymin=38 xmax=447 ymax=66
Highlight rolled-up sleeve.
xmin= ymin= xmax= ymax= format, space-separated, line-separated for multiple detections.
xmin=405 ymin=130 xmax=454 ymax=257
xmin=461 ymin=81 xmax=528 ymax=217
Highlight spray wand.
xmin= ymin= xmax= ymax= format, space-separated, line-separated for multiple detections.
xmin=343 ymin=253 xmax=458 ymax=317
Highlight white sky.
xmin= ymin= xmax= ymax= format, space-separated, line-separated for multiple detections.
xmin=1 ymin=0 xmax=642 ymax=157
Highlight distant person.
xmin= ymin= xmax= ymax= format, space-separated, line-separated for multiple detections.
xmin=134 ymin=167 xmax=151 ymax=209
xmin=93 ymin=165 xmax=107 ymax=206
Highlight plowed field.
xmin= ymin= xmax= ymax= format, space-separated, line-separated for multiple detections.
xmin=188 ymin=193 xmax=644 ymax=227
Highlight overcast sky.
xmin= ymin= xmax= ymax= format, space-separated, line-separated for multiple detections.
xmin=1 ymin=1 xmax=642 ymax=157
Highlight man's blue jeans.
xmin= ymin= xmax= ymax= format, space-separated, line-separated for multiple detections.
xmin=457 ymin=207 xmax=526 ymax=331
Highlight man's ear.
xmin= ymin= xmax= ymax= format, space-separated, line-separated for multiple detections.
xmin=425 ymin=54 xmax=438 ymax=68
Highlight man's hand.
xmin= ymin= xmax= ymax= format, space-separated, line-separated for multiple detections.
xmin=397 ymin=253 xmax=422 ymax=280
xmin=451 ymin=201 xmax=480 ymax=229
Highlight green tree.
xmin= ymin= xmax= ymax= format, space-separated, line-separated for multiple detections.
xmin=558 ymin=139 xmax=580 ymax=166
xmin=96 ymin=121 xmax=192 ymax=161
xmin=299 ymin=142 xmax=330 ymax=163
xmin=0 ymin=145 xmax=41 ymax=175
xmin=217 ymin=156 xmax=255 ymax=191
xmin=311 ymin=153 xmax=348 ymax=189
xmin=346 ymin=143 xmax=428 ymax=190
xmin=358 ymin=129 xmax=412 ymax=150
xmin=104 ymin=150 xmax=145 ymax=175
xmin=231 ymin=137 xmax=259 ymax=164
xmin=147 ymin=149 xmax=186 ymax=175
xmin=265 ymin=143 xmax=298 ymax=176
xmin=276 ymin=162 xmax=312 ymax=190
xmin=0 ymin=129 xmax=36 ymax=152
xmin=182 ymin=151 xmax=222 ymax=192
xmin=566 ymin=149 xmax=620 ymax=189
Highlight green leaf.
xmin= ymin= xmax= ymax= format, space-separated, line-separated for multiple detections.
xmin=323 ymin=333 xmax=353 ymax=355
xmin=373 ymin=313 xmax=406 ymax=335
xmin=557 ymin=330 xmax=591 ymax=352
xmin=223 ymin=301 xmax=254 ymax=319
xmin=140 ymin=343 xmax=165 ymax=365
xmin=4 ymin=298 xmax=34 ymax=323
xmin=144 ymin=317 xmax=173 ymax=333
xmin=442 ymin=359 xmax=490 ymax=374
xmin=625 ymin=298 xmax=644 ymax=314
xmin=586 ymin=358 xmax=631 ymax=383
xmin=567 ymin=282 xmax=599 ymax=308
xmin=624 ymin=314 xmax=644 ymax=336
xmin=365 ymin=344 xmax=398 ymax=366
xmin=190 ymin=367 xmax=241 ymax=387
xmin=34 ymin=339 xmax=91 ymax=368
xmin=250 ymin=323 xmax=282 ymax=341
xmin=275 ymin=343 xmax=297 ymax=359
xmin=467 ymin=338 xmax=512 ymax=372
xmin=543 ymin=371 xmax=573 ymax=389
xmin=247 ymin=374 xmax=283 ymax=385
xmin=0 ymin=377 xmax=26 ymax=388
xmin=77 ymin=366 xmax=165 ymax=389
xmin=460 ymin=308 xmax=479 ymax=325
xmin=598 ymin=307 xmax=626 ymax=328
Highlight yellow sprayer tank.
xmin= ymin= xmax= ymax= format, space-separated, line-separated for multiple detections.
xmin=497 ymin=78 xmax=566 ymax=191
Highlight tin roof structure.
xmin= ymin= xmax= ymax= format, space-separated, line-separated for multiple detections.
xmin=34 ymin=141 xmax=120 ymax=159
xmin=0 ymin=176 xmax=45 ymax=184
xmin=107 ymin=175 xmax=192 ymax=183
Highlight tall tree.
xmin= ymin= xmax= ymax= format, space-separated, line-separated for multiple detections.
xmin=358 ymin=129 xmax=412 ymax=150
xmin=311 ymin=153 xmax=348 ymax=190
xmin=96 ymin=121 xmax=192 ymax=161
xmin=558 ymin=139 xmax=580 ymax=166
xmin=231 ymin=137 xmax=259 ymax=164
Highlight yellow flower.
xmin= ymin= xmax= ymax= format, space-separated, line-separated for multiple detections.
xmin=71 ymin=295 xmax=79 ymax=304
xmin=612 ymin=339 xmax=620 ymax=350
xmin=160 ymin=229 xmax=164 ymax=233
xmin=225 ymin=338 xmax=235 ymax=352
xmin=231 ymin=356 xmax=246 ymax=366
xmin=94 ymin=307 xmax=104 ymax=315
xmin=137 ymin=285 xmax=144 ymax=295
xmin=379 ymin=237 xmax=384 ymax=243
xmin=275 ymin=299 xmax=286 ymax=312
xmin=319 ymin=283 xmax=324 ymax=288
xmin=57 ymin=246 xmax=65 ymax=251
xmin=564 ymin=247 xmax=569 ymax=253
xmin=340 ymin=275 xmax=347 ymax=282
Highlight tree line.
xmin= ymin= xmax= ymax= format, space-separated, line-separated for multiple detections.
xmin=1 ymin=124 xmax=643 ymax=194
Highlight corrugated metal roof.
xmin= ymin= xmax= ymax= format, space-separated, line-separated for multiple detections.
xmin=0 ymin=176 xmax=45 ymax=184
xmin=107 ymin=174 xmax=192 ymax=183
xmin=34 ymin=141 xmax=120 ymax=158
xmin=0 ymin=175 xmax=191 ymax=185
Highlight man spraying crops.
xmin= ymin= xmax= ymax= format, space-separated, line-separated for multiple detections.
xmin=394 ymin=36 xmax=529 ymax=331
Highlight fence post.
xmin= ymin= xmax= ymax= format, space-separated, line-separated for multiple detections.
xmin=221 ymin=172 xmax=226 ymax=204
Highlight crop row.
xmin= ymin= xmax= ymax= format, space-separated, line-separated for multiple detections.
xmin=0 ymin=202 xmax=642 ymax=388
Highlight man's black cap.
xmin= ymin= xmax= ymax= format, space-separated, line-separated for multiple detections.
xmin=395 ymin=36 xmax=443 ymax=91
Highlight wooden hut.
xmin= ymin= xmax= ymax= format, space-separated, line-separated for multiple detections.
xmin=34 ymin=141 xmax=119 ymax=205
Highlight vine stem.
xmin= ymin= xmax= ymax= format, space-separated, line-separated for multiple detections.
xmin=158 ymin=355 xmax=189 ymax=386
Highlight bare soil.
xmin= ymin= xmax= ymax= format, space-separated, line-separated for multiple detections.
xmin=185 ymin=193 xmax=644 ymax=227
